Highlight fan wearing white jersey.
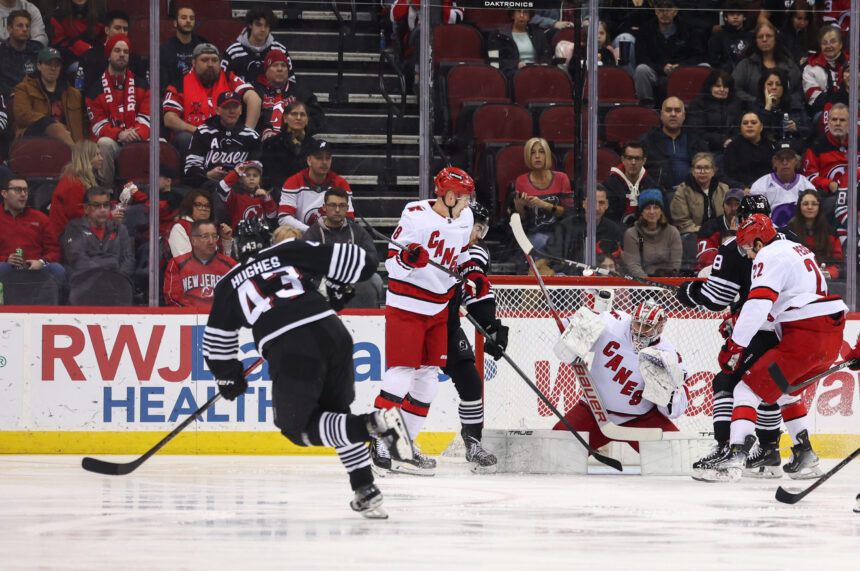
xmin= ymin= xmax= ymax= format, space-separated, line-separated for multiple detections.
xmin=371 ymin=167 xmax=477 ymax=476
xmin=552 ymin=299 xmax=690 ymax=452
xmin=701 ymin=214 xmax=847 ymax=481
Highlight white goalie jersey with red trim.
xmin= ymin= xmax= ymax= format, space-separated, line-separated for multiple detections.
xmin=584 ymin=311 xmax=687 ymax=423
xmin=385 ymin=200 xmax=473 ymax=315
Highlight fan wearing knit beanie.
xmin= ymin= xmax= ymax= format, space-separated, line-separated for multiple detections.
xmin=622 ymin=189 xmax=682 ymax=278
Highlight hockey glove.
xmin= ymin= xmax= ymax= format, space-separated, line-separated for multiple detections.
xmin=676 ymin=280 xmax=702 ymax=309
xmin=718 ymin=338 xmax=745 ymax=374
xmin=215 ymin=359 xmax=248 ymax=401
xmin=400 ymin=243 xmax=429 ymax=269
xmin=462 ymin=268 xmax=490 ymax=299
xmin=483 ymin=319 xmax=509 ymax=361
xmin=718 ymin=313 xmax=737 ymax=340
xmin=845 ymin=332 xmax=860 ymax=371
xmin=325 ymin=279 xmax=355 ymax=312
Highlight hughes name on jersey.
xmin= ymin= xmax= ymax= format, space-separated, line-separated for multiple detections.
xmin=386 ymin=200 xmax=473 ymax=316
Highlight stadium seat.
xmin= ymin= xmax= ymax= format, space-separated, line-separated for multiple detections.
xmin=107 ymin=0 xmax=167 ymax=20
xmin=128 ymin=19 xmax=176 ymax=56
xmin=595 ymin=67 xmax=638 ymax=104
xmin=471 ymin=103 xmax=533 ymax=171
xmin=69 ymin=269 xmax=134 ymax=307
xmin=176 ymin=0 xmax=232 ymax=20
xmin=0 ymin=270 xmax=60 ymax=306
xmin=433 ymin=24 xmax=485 ymax=71
xmin=116 ymin=142 xmax=182 ymax=183
xmin=538 ymin=105 xmax=576 ymax=145
xmin=667 ymin=66 xmax=712 ymax=104
xmin=551 ymin=27 xmax=576 ymax=49
xmin=466 ymin=9 xmax=510 ymax=31
xmin=513 ymin=66 xmax=573 ymax=106
xmin=446 ymin=64 xmax=509 ymax=132
xmin=603 ymin=106 xmax=660 ymax=147
xmin=491 ymin=144 xmax=529 ymax=218
xmin=563 ymin=148 xmax=620 ymax=183
xmin=195 ymin=18 xmax=245 ymax=54
xmin=9 ymin=138 xmax=71 ymax=178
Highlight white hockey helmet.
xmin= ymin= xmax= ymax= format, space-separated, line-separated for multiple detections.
xmin=631 ymin=299 xmax=666 ymax=352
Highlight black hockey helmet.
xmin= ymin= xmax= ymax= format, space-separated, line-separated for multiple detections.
xmin=469 ymin=201 xmax=490 ymax=240
xmin=235 ymin=217 xmax=272 ymax=262
xmin=737 ymin=195 xmax=771 ymax=222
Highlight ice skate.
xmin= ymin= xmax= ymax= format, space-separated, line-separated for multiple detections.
xmin=743 ymin=442 xmax=782 ymax=479
xmin=691 ymin=441 xmax=729 ymax=481
xmin=783 ymin=430 xmax=823 ymax=480
xmin=367 ymin=408 xmax=413 ymax=462
xmin=390 ymin=442 xmax=436 ymax=476
xmin=464 ymin=436 xmax=497 ymax=474
xmin=697 ymin=435 xmax=756 ymax=482
xmin=350 ymin=484 xmax=388 ymax=519
xmin=370 ymin=437 xmax=391 ymax=477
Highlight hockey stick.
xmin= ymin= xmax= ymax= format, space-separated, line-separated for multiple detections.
xmin=769 ymin=360 xmax=858 ymax=395
xmin=509 ymin=213 xmax=678 ymax=292
xmin=518 ymin=242 xmax=662 ymax=442
xmin=81 ymin=358 xmax=265 ymax=475
xmin=775 ymin=446 xmax=860 ymax=504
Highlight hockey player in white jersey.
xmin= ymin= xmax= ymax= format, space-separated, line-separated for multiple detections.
xmin=701 ymin=214 xmax=847 ymax=482
xmin=552 ymin=297 xmax=690 ymax=452
xmin=371 ymin=167 xmax=476 ymax=475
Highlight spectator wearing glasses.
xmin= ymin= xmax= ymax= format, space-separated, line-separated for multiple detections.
xmin=749 ymin=140 xmax=815 ymax=227
xmin=731 ymin=20 xmax=801 ymax=103
xmin=602 ymin=140 xmax=659 ymax=225
xmin=167 ymin=189 xmax=232 ymax=259
xmin=60 ymin=185 xmax=134 ymax=282
xmin=0 ymin=174 xmax=68 ymax=299
xmin=163 ymin=219 xmax=236 ymax=310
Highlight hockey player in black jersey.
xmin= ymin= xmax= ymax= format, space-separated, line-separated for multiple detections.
xmin=202 ymin=218 xmax=412 ymax=519
xmin=676 ymin=195 xmax=822 ymax=480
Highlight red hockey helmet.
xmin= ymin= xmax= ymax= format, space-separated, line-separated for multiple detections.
xmin=434 ymin=167 xmax=475 ymax=197
xmin=736 ymin=213 xmax=777 ymax=247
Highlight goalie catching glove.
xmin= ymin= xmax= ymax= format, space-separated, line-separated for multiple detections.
xmin=553 ymin=307 xmax=606 ymax=363
xmin=213 ymin=359 xmax=248 ymax=401
xmin=638 ymin=347 xmax=687 ymax=417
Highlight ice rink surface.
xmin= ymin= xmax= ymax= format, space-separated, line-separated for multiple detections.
xmin=1 ymin=454 xmax=858 ymax=570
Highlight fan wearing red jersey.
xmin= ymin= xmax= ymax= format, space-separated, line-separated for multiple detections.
xmin=371 ymin=167 xmax=476 ymax=476
xmin=163 ymin=220 xmax=236 ymax=310
xmin=216 ymin=161 xmax=277 ymax=231
xmin=701 ymin=214 xmax=847 ymax=482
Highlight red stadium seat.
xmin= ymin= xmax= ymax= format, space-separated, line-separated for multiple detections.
xmin=513 ymin=66 xmax=573 ymax=106
xmin=466 ymin=9 xmax=510 ymax=31
xmin=603 ymin=106 xmax=660 ymax=146
xmin=175 ymin=0 xmax=232 ymax=20
xmin=195 ymin=18 xmax=245 ymax=54
xmin=595 ymin=67 xmax=637 ymax=104
xmin=538 ymin=105 xmax=576 ymax=145
xmin=447 ymin=64 xmax=509 ymax=132
xmin=433 ymin=24 xmax=485 ymax=71
xmin=471 ymin=103 xmax=533 ymax=171
xmin=128 ymin=19 xmax=176 ymax=56
xmin=116 ymin=142 xmax=182 ymax=183
xmin=551 ymin=27 xmax=576 ymax=49
xmin=9 ymin=138 xmax=71 ymax=177
xmin=563 ymin=148 xmax=620 ymax=183
xmin=667 ymin=66 xmax=713 ymax=104
xmin=493 ymin=144 xmax=529 ymax=217
xmin=107 ymin=0 xmax=168 ymax=21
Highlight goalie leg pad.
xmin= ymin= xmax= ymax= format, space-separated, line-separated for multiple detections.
xmin=481 ymin=429 xmax=588 ymax=474
xmin=553 ymin=308 xmax=606 ymax=363
xmin=640 ymin=433 xmax=717 ymax=476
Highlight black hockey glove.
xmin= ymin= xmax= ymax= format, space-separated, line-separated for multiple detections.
xmin=484 ymin=319 xmax=509 ymax=361
xmin=676 ymin=280 xmax=702 ymax=308
xmin=325 ymin=279 xmax=355 ymax=312
xmin=215 ymin=359 xmax=248 ymax=401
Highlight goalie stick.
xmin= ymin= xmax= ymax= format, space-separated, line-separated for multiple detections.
xmin=775 ymin=446 xmax=860 ymax=504
xmin=509 ymin=213 xmax=678 ymax=292
xmin=515 ymin=237 xmax=662 ymax=442
xmin=769 ymin=360 xmax=858 ymax=395
xmin=81 ymin=358 xmax=265 ymax=475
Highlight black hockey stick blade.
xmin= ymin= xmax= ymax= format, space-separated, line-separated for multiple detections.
xmin=775 ymin=446 xmax=860 ymax=504
xmin=769 ymin=360 xmax=854 ymax=395
xmin=82 ymin=358 xmax=265 ymax=475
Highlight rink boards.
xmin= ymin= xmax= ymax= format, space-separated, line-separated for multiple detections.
xmin=1 ymin=307 xmax=859 ymax=456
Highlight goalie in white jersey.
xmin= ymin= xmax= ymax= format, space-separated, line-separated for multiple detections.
xmin=371 ymin=167 xmax=476 ymax=475
xmin=552 ymin=296 xmax=691 ymax=452
xmin=701 ymin=214 xmax=847 ymax=481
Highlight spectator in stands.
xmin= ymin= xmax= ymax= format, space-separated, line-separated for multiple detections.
xmin=163 ymin=219 xmax=236 ymax=310
xmin=602 ymin=140 xmax=659 ymax=225
xmin=747 ymin=69 xmax=811 ymax=152
xmin=530 ymin=7 xmax=574 ymax=32
xmin=622 ymin=188 xmax=682 ymax=278
xmin=686 ymin=69 xmax=743 ymax=153
xmin=0 ymin=174 xmax=68 ymax=300
xmin=78 ymin=10 xmax=147 ymax=94
xmin=216 ymin=160 xmax=277 ymax=232
xmin=60 ymin=185 xmax=134 ymax=282
xmin=822 ymin=0 xmax=849 ymax=31
xmin=162 ymin=43 xmax=261 ymax=153
xmin=0 ymin=9 xmax=41 ymax=95
xmin=640 ymin=96 xmax=708 ymax=190
xmin=749 ymin=140 xmax=816 ymax=227
xmin=511 ymin=137 xmax=574 ymax=273
xmin=222 ymin=4 xmax=290 ymax=84
xmin=786 ymin=189 xmax=843 ymax=279
xmin=802 ymin=103 xmax=859 ymax=198
xmin=543 ymin=185 xmax=625 ymax=275
xmin=159 ymin=5 xmax=209 ymax=90
xmin=802 ymin=25 xmax=848 ymax=117
xmin=48 ymin=0 xmax=105 ymax=76
xmin=707 ymin=0 xmax=753 ymax=73
xmin=303 ymin=186 xmax=384 ymax=308
xmin=731 ymin=20 xmax=801 ymax=103
xmin=278 ymin=139 xmax=354 ymax=233
xmin=632 ymin=0 xmax=705 ymax=107
xmin=779 ymin=5 xmax=817 ymax=68
xmin=261 ymin=100 xmax=316 ymax=193
xmin=84 ymin=33 xmax=150 ymax=185
xmin=722 ymin=111 xmax=775 ymax=192
xmin=695 ymin=187 xmax=743 ymax=272
xmin=167 ymin=188 xmax=232 ymax=258
xmin=48 ymin=139 xmax=102 ymax=236
xmin=562 ymin=18 xmax=616 ymax=68
xmin=183 ymin=91 xmax=260 ymax=191
xmin=120 ymin=164 xmax=186 ymax=246
xmin=495 ymin=8 xmax=552 ymax=80
xmin=0 ymin=0 xmax=46 ymax=46
xmin=252 ymin=49 xmax=323 ymax=138
xmin=13 ymin=46 xmax=84 ymax=147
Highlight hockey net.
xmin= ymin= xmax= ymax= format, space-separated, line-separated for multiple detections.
xmin=480 ymin=276 xmax=726 ymax=435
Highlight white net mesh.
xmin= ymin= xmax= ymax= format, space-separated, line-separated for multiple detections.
xmin=482 ymin=277 xmax=727 ymax=435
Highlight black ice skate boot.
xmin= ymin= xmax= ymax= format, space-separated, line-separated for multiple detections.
xmin=783 ymin=430 xmax=823 ymax=480
xmin=692 ymin=441 xmax=729 ymax=480
xmin=462 ymin=426 xmax=497 ymax=474
xmin=350 ymin=483 xmax=388 ymax=519
xmin=698 ymin=435 xmax=756 ymax=483
xmin=744 ymin=439 xmax=782 ymax=479
xmin=390 ymin=442 xmax=437 ymax=476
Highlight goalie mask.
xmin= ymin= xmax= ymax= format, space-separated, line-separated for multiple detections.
xmin=235 ymin=217 xmax=272 ymax=262
xmin=631 ymin=299 xmax=666 ymax=352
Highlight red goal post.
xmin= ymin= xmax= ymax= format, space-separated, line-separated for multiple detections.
xmin=480 ymin=276 xmax=725 ymax=435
